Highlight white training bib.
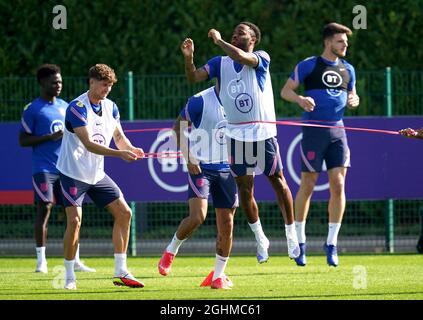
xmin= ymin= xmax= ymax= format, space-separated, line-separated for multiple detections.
xmin=57 ymin=92 xmax=117 ymax=184
xmin=188 ymin=87 xmax=228 ymax=164
xmin=218 ymin=55 xmax=277 ymax=142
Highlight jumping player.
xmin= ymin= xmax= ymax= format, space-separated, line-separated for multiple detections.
xmin=180 ymin=22 xmax=300 ymax=263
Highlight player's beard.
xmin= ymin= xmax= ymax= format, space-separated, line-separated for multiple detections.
xmin=332 ymin=47 xmax=346 ymax=58
xmin=232 ymin=39 xmax=249 ymax=52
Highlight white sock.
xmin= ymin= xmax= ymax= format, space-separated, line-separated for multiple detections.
xmin=248 ymin=219 xmax=267 ymax=242
xmin=64 ymin=259 xmax=75 ymax=281
xmin=75 ymin=244 xmax=81 ymax=264
xmin=36 ymin=247 xmax=46 ymax=263
xmin=114 ymin=253 xmax=128 ymax=276
xmin=166 ymin=233 xmax=186 ymax=255
xmin=295 ymin=221 xmax=306 ymax=244
xmin=285 ymin=223 xmax=297 ymax=239
xmin=327 ymin=223 xmax=341 ymax=246
xmin=212 ymin=254 xmax=229 ymax=281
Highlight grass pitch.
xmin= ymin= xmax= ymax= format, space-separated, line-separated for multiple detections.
xmin=0 ymin=254 xmax=422 ymax=300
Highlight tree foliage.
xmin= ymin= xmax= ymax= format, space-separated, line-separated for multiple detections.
xmin=0 ymin=0 xmax=422 ymax=77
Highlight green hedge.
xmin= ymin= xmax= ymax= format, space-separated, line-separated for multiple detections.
xmin=1 ymin=0 xmax=422 ymax=77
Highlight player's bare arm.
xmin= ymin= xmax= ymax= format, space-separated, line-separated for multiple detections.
xmin=172 ymin=115 xmax=201 ymax=174
xmin=73 ymin=125 xmax=137 ymax=162
xmin=181 ymin=38 xmax=208 ymax=83
xmin=281 ymin=78 xmax=315 ymax=112
xmin=19 ymin=130 xmax=63 ymax=147
xmin=208 ymin=29 xmax=258 ymax=67
xmin=113 ymin=123 xmax=144 ymax=159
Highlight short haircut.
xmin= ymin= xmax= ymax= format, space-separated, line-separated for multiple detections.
xmin=36 ymin=64 xmax=61 ymax=83
xmin=239 ymin=21 xmax=261 ymax=45
xmin=323 ymin=22 xmax=352 ymax=40
xmin=88 ymin=64 xmax=117 ymax=83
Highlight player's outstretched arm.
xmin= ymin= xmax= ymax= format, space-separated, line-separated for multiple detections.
xmin=73 ymin=126 xmax=137 ymax=162
xmin=113 ymin=123 xmax=144 ymax=159
xmin=181 ymin=38 xmax=208 ymax=84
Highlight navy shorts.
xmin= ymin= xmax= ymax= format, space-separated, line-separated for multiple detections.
xmin=188 ymin=168 xmax=238 ymax=209
xmin=227 ymin=136 xmax=283 ymax=177
xmin=300 ymin=127 xmax=351 ymax=172
xmin=59 ymin=173 xmax=122 ymax=208
xmin=32 ymin=172 xmax=64 ymax=205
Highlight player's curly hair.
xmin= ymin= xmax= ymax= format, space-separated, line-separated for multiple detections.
xmin=239 ymin=21 xmax=261 ymax=45
xmin=89 ymin=64 xmax=117 ymax=83
xmin=36 ymin=64 xmax=61 ymax=83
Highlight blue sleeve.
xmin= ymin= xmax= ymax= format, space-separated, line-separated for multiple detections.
xmin=20 ymin=103 xmax=35 ymax=134
xmin=66 ymin=101 xmax=88 ymax=129
xmin=204 ymin=56 xmax=221 ymax=80
xmin=179 ymin=94 xmax=204 ymax=128
xmin=254 ymin=50 xmax=270 ymax=72
xmin=112 ymin=103 xmax=120 ymax=121
xmin=253 ymin=51 xmax=271 ymax=91
xmin=345 ymin=62 xmax=356 ymax=91
xmin=289 ymin=57 xmax=316 ymax=84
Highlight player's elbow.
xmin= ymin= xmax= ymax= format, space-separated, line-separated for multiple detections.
xmin=188 ymin=73 xmax=205 ymax=84
xmin=84 ymin=141 xmax=98 ymax=154
xmin=280 ymin=86 xmax=290 ymax=101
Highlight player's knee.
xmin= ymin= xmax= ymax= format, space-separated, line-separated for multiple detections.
xmin=301 ymin=176 xmax=318 ymax=192
xmin=330 ymin=179 xmax=345 ymax=196
xmin=269 ymin=174 xmax=291 ymax=193
xmin=191 ymin=214 xmax=206 ymax=226
xmin=239 ymin=185 xmax=254 ymax=200
xmin=39 ymin=202 xmax=53 ymax=213
xmin=44 ymin=202 xmax=54 ymax=210
xmin=67 ymin=216 xmax=81 ymax=231
xmin=120 ymin=207 xmax=132 ymax=223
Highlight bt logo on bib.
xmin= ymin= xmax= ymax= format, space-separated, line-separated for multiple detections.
xmin=92 ymin=133 xmax=106 ymax=145
xmin=235 ymin=93 xmax=253 ymax=113
xmin=227 ymin=79 xmax=246 ymax=99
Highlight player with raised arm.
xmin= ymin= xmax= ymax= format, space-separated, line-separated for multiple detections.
xmin=180 ymin=22 xmax=300 ymax=262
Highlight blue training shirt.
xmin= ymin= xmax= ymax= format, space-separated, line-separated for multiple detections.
xmin=20 ymin=97 xmax=68 ymax=174
xmin=290 ymin=56 xmax=356 ymax=122
xmin=179 ymin=90 xmax=229 ymax=172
